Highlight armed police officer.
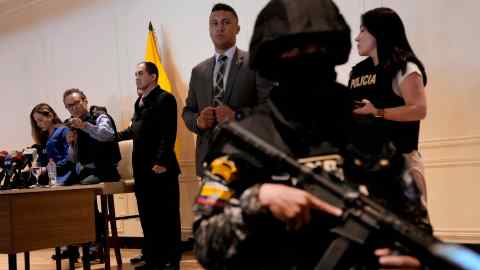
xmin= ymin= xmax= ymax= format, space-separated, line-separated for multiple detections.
xmin=193 ymin=0 xmax=431 ymax=269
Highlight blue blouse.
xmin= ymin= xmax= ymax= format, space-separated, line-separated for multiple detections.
xmin=44 ymin=126 xmax=72 ymax=184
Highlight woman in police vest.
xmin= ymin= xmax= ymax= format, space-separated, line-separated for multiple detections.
xmin=349 ymin=7 xmax=428 ymax=206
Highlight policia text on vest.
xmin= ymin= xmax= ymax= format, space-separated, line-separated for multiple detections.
xmin=350 ymin=74 xmax=376 ymax=89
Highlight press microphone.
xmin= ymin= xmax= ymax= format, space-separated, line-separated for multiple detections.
xmin=0 ymin=153 xmax=13 ymax=189
xmin=12 ymin=151 xmax=24 ymax=161
xmin=11 ymin=151 xmax=26 ymax=167
xmin=0 ymin=150 xmax=8 ymax=167
xmin=2 ymin=153 xmax=13 ymax=172
xmin=0 ymin=151 xmax=30 ymax=189
xmin=23 ymin=148 xmax=37 ymax=165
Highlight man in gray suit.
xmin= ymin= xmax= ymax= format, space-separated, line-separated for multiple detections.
xmin=183 ymin=3 xmax=271 ymax=176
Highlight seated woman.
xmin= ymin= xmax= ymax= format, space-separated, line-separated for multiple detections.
xmin=31 ymin=103 xmax=81 ymax=261
xmin=30 ymin=103 xmax=74 ymax=185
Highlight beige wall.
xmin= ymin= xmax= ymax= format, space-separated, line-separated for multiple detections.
xmin=1 ymin=0 xmax=479 ymax=241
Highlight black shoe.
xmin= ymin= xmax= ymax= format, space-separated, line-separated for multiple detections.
xmin=130 ymin=254 xmax=145 ymax=264
xmin=51 ymin=247 xmax=80 ymax=261
xmin=82 ymin=244 xmax=105 ymax=263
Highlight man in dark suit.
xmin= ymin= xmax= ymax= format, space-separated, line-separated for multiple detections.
xmin=182 ymin=3 xmax=272 ymax=176
xmin=118 ymin=61 xmax=181 ymax=270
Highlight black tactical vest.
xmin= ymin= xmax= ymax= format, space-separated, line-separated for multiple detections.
xmin=76 ymin=111 xmax=121 ymax=181
xmin=349 ymin=58 xmax=420 ymax=153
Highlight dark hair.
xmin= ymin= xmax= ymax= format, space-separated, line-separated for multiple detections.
xmin=138 ymin=61 xmax=159 ymax=83
xmin=361 ymin=7 xmax=427 ymax=85
xmin=30 ymin=103 xmax=63 ymax=145
xmin=211 ymin=3 xmax=238 ymax=20
xmin=63 ymin=88 xmax=87 ymax=101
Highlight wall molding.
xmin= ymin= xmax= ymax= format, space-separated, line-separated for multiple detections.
xmin=424 ymin=158 xmax=480 ymax=168
xmin=181 ymin=227 xmax=193 ymax=235
xmin=420 ymin=135 xmax=480 ymax=149
xmin=179 ymin=160 xmax=195 ymax=167
xmin=434 ymin=229 xmax=480 ymax=243
xmin=419 ymin=135 xmax=480 ymax=168
xmin=179 ymin=159 xmax=197 ymax=182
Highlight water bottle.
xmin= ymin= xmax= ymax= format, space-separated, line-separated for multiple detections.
xmin=47 ymin=159 xmax=57 ymax=186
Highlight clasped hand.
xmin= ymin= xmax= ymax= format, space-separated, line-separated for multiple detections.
xmin=197 ymin=106 xmax=235 ymax=130
xmin=353 ymin=99 xmax=377 ymax=116
xmin=67 ymin=117 xmax=87 ymax=129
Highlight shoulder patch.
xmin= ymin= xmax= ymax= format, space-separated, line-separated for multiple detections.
xmin=194 ymin=178 xmax=233 ymax=216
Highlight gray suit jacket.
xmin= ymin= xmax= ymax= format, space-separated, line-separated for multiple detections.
xmin=182 ymin=48 xmax=272 ymax=175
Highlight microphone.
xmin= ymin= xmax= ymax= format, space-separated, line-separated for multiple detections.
xmin=12 ymin=151 xmax=24 ymax=162
xmin=3 ymin=153 xmax=13 ymax=173
xmin=0 ymin=151 xmax=28 ymax=170
xmin=0 ymin=153 xmax=13 ymax=189
xmin=23 ymin=148 xmax=37 ymax=164
xmin=1 ymin=150 xmax=30 ymax=189
xmin=0 ymin=150 xmax=8 ymax=168
xmin=11 ymin=151 xmax=26 ymax=169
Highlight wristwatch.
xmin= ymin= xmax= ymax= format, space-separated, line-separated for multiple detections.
xmin=375 ymin=108 xmax=385 ymax=118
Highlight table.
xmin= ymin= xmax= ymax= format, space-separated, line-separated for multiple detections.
xmin=0 ymin=186 xmax=97 ymax=270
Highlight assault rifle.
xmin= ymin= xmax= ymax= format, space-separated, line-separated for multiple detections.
xmin=216 ymin=121 xmax=480 ymax=270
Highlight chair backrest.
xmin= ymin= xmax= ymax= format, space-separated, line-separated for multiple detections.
xmin=117 ymin=140 xmax=133 ymax=180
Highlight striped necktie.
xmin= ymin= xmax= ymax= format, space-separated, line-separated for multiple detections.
xmin=213 ymin=55 xmax=228 ymax=106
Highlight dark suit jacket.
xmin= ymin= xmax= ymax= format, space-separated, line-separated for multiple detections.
xmin=118 ymin=86 xmax=180 ymax=179
xmin=182 ymin=48 xmax=272 ymax=175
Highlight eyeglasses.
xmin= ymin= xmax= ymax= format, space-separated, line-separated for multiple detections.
xmin=64 ymin=99 xmax=83 ymax=110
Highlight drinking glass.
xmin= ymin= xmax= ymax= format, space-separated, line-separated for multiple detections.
xmin=30 ymin=165 xmax=42 ymax=187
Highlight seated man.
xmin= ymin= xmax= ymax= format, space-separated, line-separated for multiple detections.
xmin=58 ymin=88 xmax=121 ymax=261
xmin=63 ymin=88 xmax=121 ymax=184
xmin=193 ymin=0 xmax=431 ymax=269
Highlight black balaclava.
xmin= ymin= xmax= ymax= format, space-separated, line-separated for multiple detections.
xmin=249 ymin=0 xmax=351 ymax=82
xmin=249 ymin=0 xmax=352 ymax=126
